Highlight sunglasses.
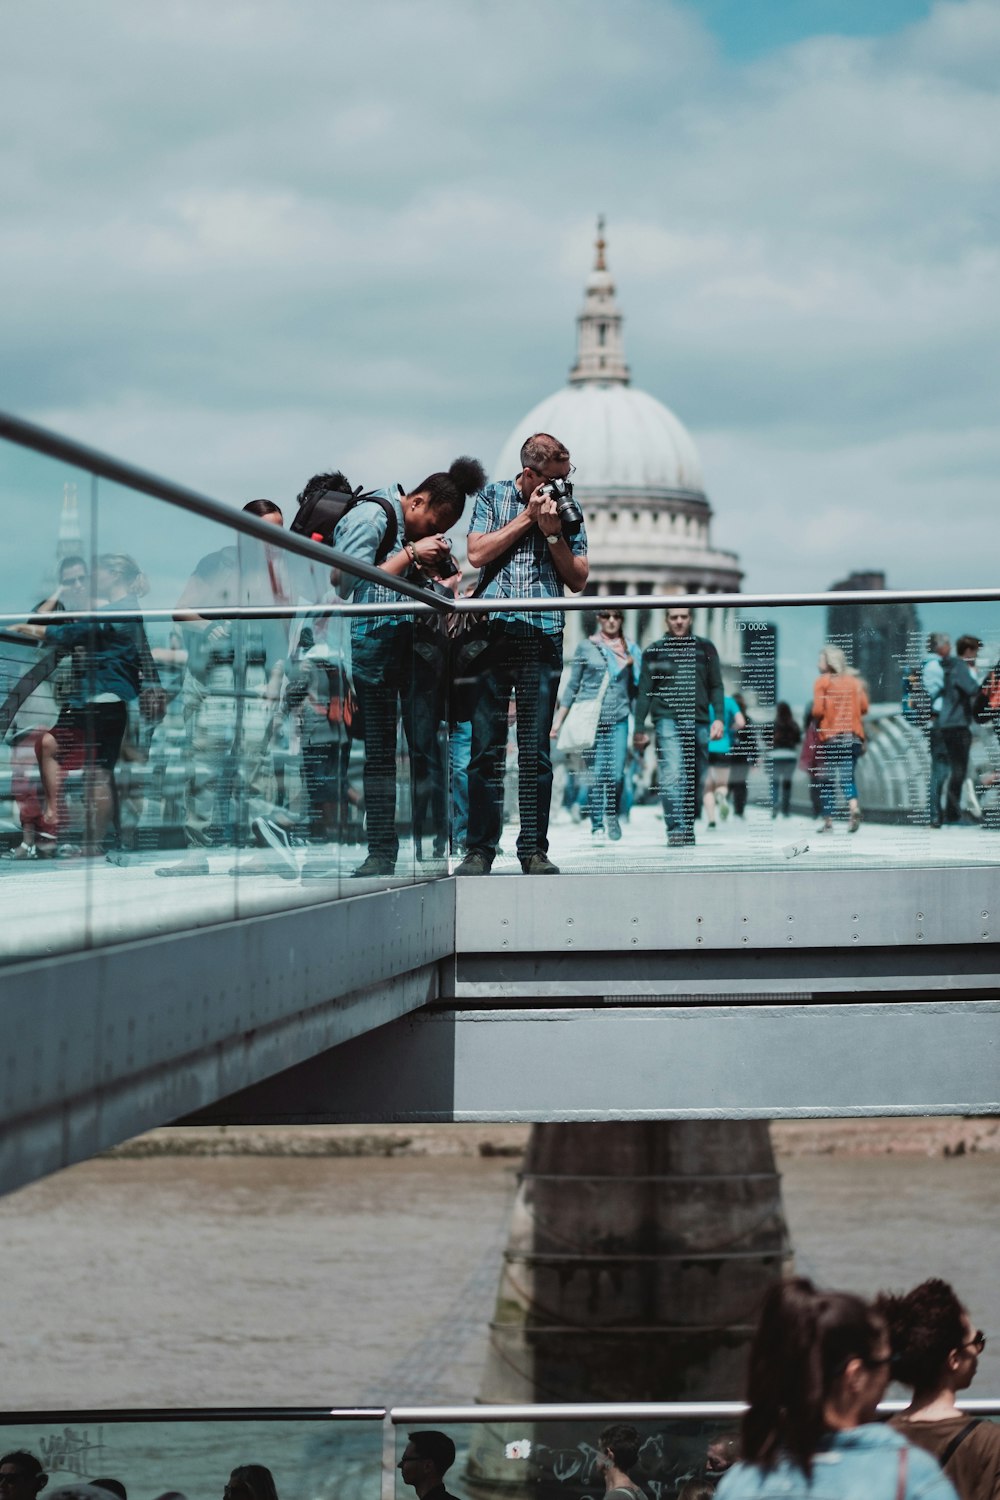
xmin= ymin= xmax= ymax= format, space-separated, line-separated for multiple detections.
xmin=963 ymin=1331 xmax=986 ymax=1353
xmin=597 ymin=611 xmax=623 ymax=620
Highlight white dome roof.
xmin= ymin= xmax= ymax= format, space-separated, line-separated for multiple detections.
xmin=494 ymin=382 xmax=706 ymax=497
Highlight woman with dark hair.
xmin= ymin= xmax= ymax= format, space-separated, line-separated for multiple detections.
xmin=879 ymin=1278 xmax=999 ymax=1500
xmin=716 ymin=1277 xmax=956 ymax=1500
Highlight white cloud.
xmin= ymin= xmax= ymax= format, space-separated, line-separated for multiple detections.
xmin=0 ymin=0 xmax=996 ymax=596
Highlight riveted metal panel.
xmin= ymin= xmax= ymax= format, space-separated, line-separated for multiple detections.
xmin=0 ymin=883 xmax=452 ymax=1196
xmin=455 ymin=870 xmax=1000 ymax=954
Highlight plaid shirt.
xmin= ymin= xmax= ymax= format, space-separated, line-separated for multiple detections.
xmin=333 ymin=484 xmax=412 ymax=638
xmin=468 ymin=477 xmax=589 ymax=636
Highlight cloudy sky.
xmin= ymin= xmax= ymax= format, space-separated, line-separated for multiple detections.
xmin=2 ymin=0 xmax=997 ymax=593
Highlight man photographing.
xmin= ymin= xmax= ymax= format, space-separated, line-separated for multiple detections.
xmin=456 ymin=432 xmax=589 ymax=876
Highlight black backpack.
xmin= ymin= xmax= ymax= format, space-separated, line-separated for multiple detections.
xmin=291 ymin=485 xmax=399 ymax=564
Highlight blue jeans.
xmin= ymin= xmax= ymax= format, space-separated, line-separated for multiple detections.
xmin=450 ymin=718 xmax=472 ymax=849
xmin=466 ymin=628 xmax=563 ymax=862
xmin=819 ymin=733 xmax=861 ymax=818
xmin=585 ymin=717 xmax=628 ymax=830
xmin=654 ymin=719 xmax=709 ymax=838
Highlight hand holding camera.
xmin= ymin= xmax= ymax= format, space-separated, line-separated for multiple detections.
xmin=410 ymin=534 xmax=461 ymax=581
xmin=533 ymin=477 xmax=585 ymax=536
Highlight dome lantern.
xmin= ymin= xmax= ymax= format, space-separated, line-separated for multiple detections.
xmin=568 ymin=216 xmax=630 ymax=387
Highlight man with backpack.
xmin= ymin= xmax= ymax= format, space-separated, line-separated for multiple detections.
xmin=323 ymin=458 xmax=486 ymax=879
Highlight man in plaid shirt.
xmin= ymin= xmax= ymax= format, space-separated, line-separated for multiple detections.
xmin=456 ymin=432 xmax=589 ymax=876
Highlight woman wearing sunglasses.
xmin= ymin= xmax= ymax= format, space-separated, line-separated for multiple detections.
xmin=879 ymin=1279 xmax=998 ymax=1500
xmin=716 ymin=1277 xmax=956 ymax=1500
xmin=551 ymin=608 xmax=638 ymax=842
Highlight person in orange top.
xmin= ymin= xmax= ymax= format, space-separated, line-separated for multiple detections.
xmin=810 ymin=646 xmax=869 ymax=833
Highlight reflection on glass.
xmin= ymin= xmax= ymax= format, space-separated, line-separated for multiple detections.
xmin=0 ymin=1415 xmax=382 ymax=1500
xmin=397 ymin=1418 xmax=748 ymax=1500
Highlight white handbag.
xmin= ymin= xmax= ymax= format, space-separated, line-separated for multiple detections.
xmin=556 ymin=672 xmax=610 ymax=753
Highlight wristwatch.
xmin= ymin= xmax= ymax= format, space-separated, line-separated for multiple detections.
xmin=545 ymin=533 xmax=562 ymax=547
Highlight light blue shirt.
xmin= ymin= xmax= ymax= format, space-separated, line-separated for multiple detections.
xmin=333 ymin=485 xmax=411 ymax=636
xmin=715 ymin=1424 xmax=958 ymax=1500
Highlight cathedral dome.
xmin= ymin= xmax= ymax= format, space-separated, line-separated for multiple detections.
xmin=494 ymin=381 xmax=705 ymax=497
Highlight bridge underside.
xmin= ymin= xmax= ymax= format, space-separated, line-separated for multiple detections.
xmin=2 ymin=870 xmax=998 ymax=1197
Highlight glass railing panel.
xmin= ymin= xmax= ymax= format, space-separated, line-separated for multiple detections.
xmin=475 ymin=594 xmax=1000 ymax=873
xmin=0 ymin=442 xmax=97 ymax=957
xmin=0 ymin=1411 xmax=384 ymax=1500
xmin=395 ymin=1414 xmax=746 ymax=1500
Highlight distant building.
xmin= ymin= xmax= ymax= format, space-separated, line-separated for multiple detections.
xmin=826 ymin=570 xmax=920 ymax=704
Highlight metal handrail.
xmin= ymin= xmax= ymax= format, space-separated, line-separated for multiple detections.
xmin=389 ymin=1400 xmax=1000 ymax=1421
xmin=0 ymin=408 xmax=447 ymax=610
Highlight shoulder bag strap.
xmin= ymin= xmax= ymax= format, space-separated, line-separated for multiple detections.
xmin=939 ymin=1419 xmax=981 ymax=1469
xmin=895 ymin=1443 xmax=908 ymax=1500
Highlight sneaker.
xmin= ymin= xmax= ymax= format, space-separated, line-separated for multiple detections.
xmin=718 ymin=794 xmax=730 ymax=821
xmin=300 ymin=860 xmax=339 ymax=879
xmin=607 ymin=815 xmax=622 ymax=842
xmin=455 ymin=849 xmax=492 ymax=876
xmin=251 ymin=815 xmax=299 ymax=878
xmin=351 ymin=853 xmax=397 ymax=878
xmin=520 ymin=851 xmax=560 ymax=875
xmin=848 ymin=809 xmax=862 ymax=833
xmin=156 ymin=853 xmax=210 ymax=877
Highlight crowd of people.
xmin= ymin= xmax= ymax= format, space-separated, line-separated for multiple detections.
xmin=4 ymin=430 xmax=1000 ymax=873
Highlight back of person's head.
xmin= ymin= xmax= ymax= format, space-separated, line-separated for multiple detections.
xmin=406 ymin=1431 xmax=456 ymax=1477
xmin=91 ymin=1482 xmax=126 ymax=1500
xmin=519 ymin=432 xmax=570 ymax=471
xmin=0 ymin=1456 xmax=45 ymax=1488
xmin=98 ymin=553 xmax=149 ymax=597
xmin=677 ymin=1484 xmax=715 ymax=1500
xmin=295 ymin=472 xmax=354 ymax=508
xmin=598 ymin=1423 xmax=640 ymax=1473
xmin=774 ymin=701 xmax=794 ymax=726
xmin=876 ymin=1277 xmax=965 ymax=1391
xmin=822 ymin=646 xmax=849 ymax=676
xmin=742 ymin=1277 xmax=884 ymax=1478
xmin=227 ymin=1467 xmax=278 ymax=1500
xmin=927 ymin=632 xmax=950 ymax=654
xmin=411 ymin=457 xmax=486 ymax=528
xmin=956 ymin=635 xmax=982 ymax=658
xmin=242 ymin=499 xmax=283 ymax=522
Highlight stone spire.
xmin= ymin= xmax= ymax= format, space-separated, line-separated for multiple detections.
xmin=57 ymin=481 xmax=82 ymax=563
xmin=568 ymin=215 xmax=630 ymax=386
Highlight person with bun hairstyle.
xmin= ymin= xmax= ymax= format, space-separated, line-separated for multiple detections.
xmin=332 ymin=457 xmax=486 ymax=879
xmin=715 ymin=1277 xmax=957 ymax=1500
xmin=878 ymin=1278 xmax=999 ymax=1500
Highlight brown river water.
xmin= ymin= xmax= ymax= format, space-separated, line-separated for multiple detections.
xmin=0 ymin=1144 xmax=997 ymax=1410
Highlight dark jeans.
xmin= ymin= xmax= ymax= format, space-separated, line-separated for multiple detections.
xmin=352 ymin=628 xmax=446 ymax=861
xmin=653 ymin=719 xmax=710 ymax=838
xmin=929 ymin=724 xmax=971 ymax=823
xmin=466 ymin=627 xmax=563 ymax=862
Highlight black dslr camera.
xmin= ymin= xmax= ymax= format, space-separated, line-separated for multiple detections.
xmin=538 ymin=477 xmax=584 ymax=536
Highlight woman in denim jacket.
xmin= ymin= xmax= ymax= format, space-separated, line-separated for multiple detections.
xmin=716 ymin=1278 xmax=957 ymax=1500
xmin=551 ymin=608 xmax=638 ymax=842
